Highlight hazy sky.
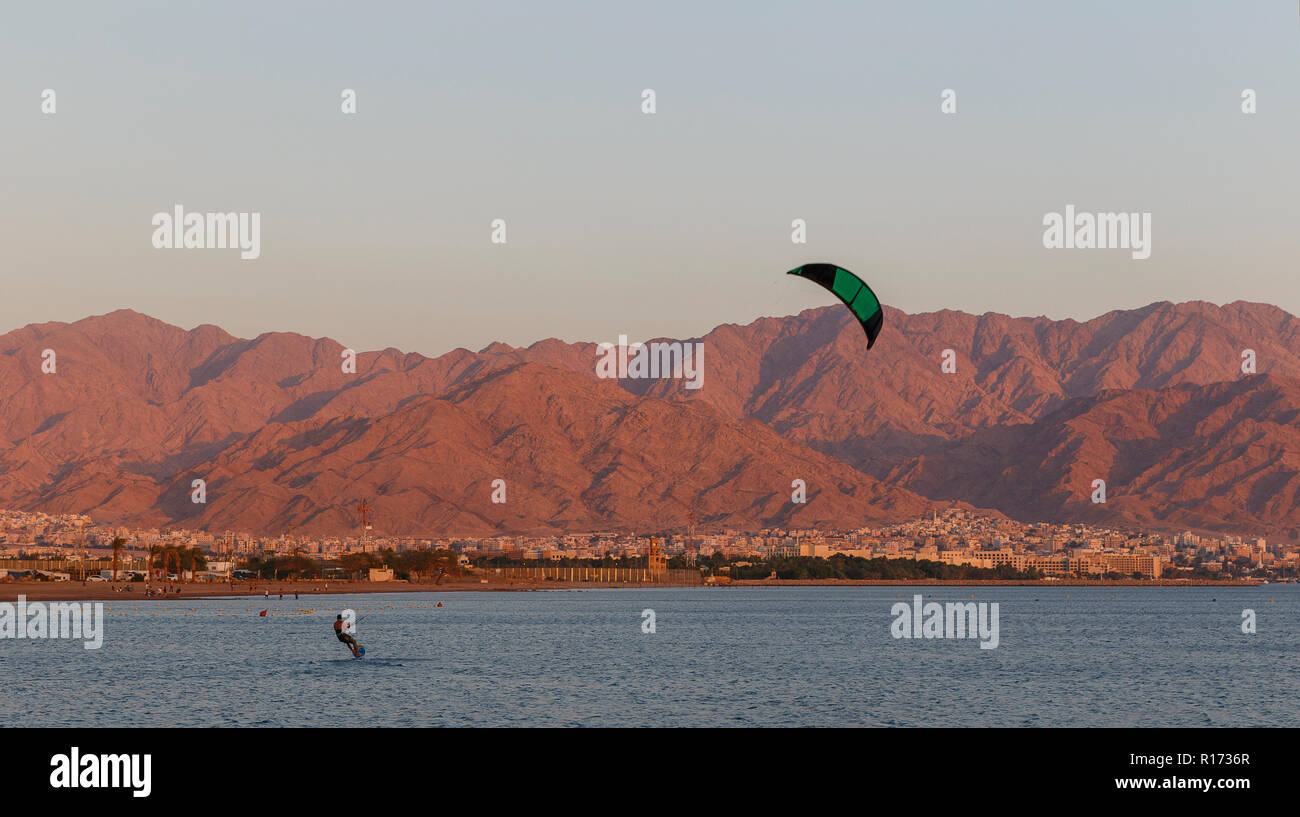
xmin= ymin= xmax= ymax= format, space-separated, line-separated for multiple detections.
xmin=3 ymin=1 xmax=1298 ymax=355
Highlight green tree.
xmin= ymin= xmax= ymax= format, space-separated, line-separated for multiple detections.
xmin=110 ymin=536 xmax=128 ymax=586
xmin=337 ymin=551 xmax=379 ymax=578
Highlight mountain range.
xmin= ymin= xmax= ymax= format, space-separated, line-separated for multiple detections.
xmin=0 ymin=300 xmax=1297 ymax=539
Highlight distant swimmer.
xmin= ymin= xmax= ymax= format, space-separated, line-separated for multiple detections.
xmin=334 ymin=614 xmax=361 ymax=658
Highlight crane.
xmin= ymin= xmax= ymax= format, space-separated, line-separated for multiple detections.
xmin=358 ymin=499 xmax=374 ymax=552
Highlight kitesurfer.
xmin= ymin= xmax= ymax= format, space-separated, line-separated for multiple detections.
xmin=333 ymin=614 xmax=360 ymax=658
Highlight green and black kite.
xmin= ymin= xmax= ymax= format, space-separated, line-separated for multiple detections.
xmin=786 ymin=263 xmax=883 ymax=349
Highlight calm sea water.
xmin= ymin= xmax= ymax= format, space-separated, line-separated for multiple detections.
xmin=3 ymin=586 xmax=1296 ymax=727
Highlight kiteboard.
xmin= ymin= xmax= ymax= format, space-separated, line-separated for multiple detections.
xmin=354 ymin=645 xmax=366 ymax=659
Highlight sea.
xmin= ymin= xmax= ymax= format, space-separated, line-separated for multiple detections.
xmin=3 ymin=586 xmax=1296 ymax=727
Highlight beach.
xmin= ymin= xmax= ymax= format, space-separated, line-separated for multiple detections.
xmin=0 ymin=577 xmax=521 ymax=602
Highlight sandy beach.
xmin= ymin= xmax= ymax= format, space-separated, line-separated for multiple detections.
xmin=0 ymin=577 xmax=554 ymax=602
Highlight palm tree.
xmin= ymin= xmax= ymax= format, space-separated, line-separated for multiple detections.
xmin=185 ymin=546 xmax=207 ymax=582
xmin=110 ymin=536 xmax=127 ymax=587
xmin=146 ymin=543 xmax=160 ymax=593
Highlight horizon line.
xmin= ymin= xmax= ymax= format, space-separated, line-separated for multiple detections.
xmin=3 ymin=297 xmax=1290 ymax=358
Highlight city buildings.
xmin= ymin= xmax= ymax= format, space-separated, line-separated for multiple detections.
xmin=0 ymin=507 xmax=1294 ymax=580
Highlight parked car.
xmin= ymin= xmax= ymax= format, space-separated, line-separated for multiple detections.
xmin=86 ymin=575 xmax=107 ymax=582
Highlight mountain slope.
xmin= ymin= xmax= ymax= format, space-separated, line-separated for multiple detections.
xmin=0 ymin=301 xmax=1295 ymax=536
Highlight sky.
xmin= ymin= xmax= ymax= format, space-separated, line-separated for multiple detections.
xmin=2 ymin=1 xmax=1298 ymax=356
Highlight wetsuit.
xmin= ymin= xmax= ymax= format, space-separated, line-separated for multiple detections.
xmin=333 ymin=619 xmax=358 ymax=652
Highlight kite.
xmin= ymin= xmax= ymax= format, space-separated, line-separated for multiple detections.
xmin=786 ymin=263 xmax=883 ymax=348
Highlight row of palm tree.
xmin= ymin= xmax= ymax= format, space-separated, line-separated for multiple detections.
xmin=239 ymin=547 xmax=461 ymax=582
xmin=107 ymin=538 xmax=208 ymax=586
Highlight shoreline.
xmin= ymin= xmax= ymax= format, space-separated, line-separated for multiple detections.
xmin=0 ymin=576 xmax=1270 ymax=602
xmin=728 ymin=578 xmax=1267 ymax=587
